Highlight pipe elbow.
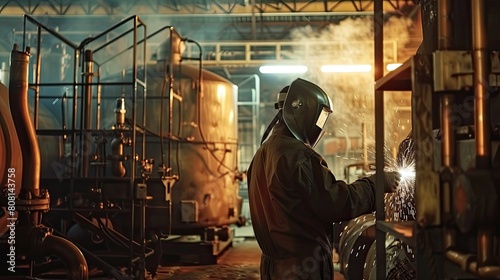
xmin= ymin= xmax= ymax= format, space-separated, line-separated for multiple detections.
xmin=40 ymin=234 xmax=89 ymax=280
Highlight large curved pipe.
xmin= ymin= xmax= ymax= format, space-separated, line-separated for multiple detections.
xmin=39 ymin=234 xmax=89 ymax=280
xmin=8 ymin=44 xmax=40 ymax=197
xmin=0 ymin=82 xmax=23 ymax=236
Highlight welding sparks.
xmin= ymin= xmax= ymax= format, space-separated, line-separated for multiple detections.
xmin=398 ymin=167 xmax=415 ymax=180
xmin=383 ymin=137 xmax=417 ymax=261
xmin=382 ymin=137 xmax=416 ymax=225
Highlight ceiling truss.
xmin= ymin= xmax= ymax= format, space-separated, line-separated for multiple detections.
xmin=0 ymin=0 xmax=417 ymax=16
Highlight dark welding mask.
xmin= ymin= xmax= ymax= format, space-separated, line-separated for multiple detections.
xmin=282 ymin=78 xmax=333 ymax=148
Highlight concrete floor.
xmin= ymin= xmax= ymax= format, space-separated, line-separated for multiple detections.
xmin=155 ymin=237 xmax=260 ymax=279
xmin=153 ymin=226 xmax=346 ymax=280
xmin=5 ymin=225 xmax=345 ymax=279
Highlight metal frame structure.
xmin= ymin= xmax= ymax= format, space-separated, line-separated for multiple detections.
xmin=22 ymin=14 xmax=153 ymax=279
xmin=374 ymin=0 xmax=500 ymax=279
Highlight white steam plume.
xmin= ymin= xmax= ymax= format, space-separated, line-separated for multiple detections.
xmin=290 ymin=16 xmax=414 ymax=168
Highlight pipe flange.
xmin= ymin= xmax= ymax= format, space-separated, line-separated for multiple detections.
xmin=16 ymin=189 xmax=50 ymax=212
xmin=15 ymin=198 xmax=50 ymax=211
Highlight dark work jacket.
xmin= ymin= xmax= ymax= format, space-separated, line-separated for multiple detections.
xmin=247 ymin=123 xmax=377 ymax=280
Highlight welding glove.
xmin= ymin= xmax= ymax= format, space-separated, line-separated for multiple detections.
xmin=369 ymin=171 xmax=401 ymax=193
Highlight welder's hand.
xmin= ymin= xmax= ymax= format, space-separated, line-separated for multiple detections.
xmin=383 ymin=171 xmax=401 ymax=193
xmin=369 ymin=171 xmax=401 ymax=193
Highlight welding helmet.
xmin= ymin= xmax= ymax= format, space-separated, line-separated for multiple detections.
xmin=282 ymin=78 xmax=333 ymax=148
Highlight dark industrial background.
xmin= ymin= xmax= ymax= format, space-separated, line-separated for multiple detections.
xmin=1 ymin=0 xmax=499 ymax=279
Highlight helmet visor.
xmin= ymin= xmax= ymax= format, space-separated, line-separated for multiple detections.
xmin=311 ymin=106 xmax=332 ymax=148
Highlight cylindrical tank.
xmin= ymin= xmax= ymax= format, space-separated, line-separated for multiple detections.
xmin=133 ymin=63 xmax=242 ymax=235
xmin=39 ymin=59 xmax=242 ymax=236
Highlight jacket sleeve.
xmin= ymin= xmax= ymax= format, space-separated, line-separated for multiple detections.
xmin=296 ymin=155 xmax=377 ymax=224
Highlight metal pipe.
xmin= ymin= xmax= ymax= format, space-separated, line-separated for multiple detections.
xmin=445 ymin=249 xmax=475 ymax=270
xmin=437 ymin=3 xmax=460 ymax=277
xmin=471 ymin=0 xmax=495 ymax=270
xmin=96 ymin=67 xmax=101 ymax=130
xmin=251 ymin=0 xmax=256 ymax=40
xmin=438 ymin=0 xmax=456 ymax=169
xmin=115 ymin=97 xmax=126 ymax=128
xmin=111 ymin=97 xmax=126 ymax=178
xmin=446 ymin=249 xmax=500 ymax=279
xmin=23 ymin=15 xmax=79 ymax=49
xmin=39 ymin=234 xmax=89 ymax=280
xmin=82 ymin=50 xmax=94 ymax=177
xmin=477 ymin=229 xmax=496 ymax=266
xmin=130 ymin=16 xmax=139 ymax=276
xmin=69 ymin=49 xmax=80 ymax=211
xmin=472 ymin=0 xmax=491 ymax=168
xmin=8 ymin=44 xmax=40 ymax=197
xmin=473 ymin=264 xmax=500 ymax=279
xmin=141 ymin=24 xmax=148 ymax=161
xmin=34 ymin=27 xmax=41 ymax=129
xmin=440 ymin=95 xmax=455 ymax=167
xmin=80 ymin=15 xmax=147 ymax=51
xmin=443 ymin=228 xmax=456 ymax=250
xmin=438 ymin=0 xmax=452 ymax=50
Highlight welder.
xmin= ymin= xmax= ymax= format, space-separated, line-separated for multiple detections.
xmin=247 ymin=78 xmax=401 ymax=280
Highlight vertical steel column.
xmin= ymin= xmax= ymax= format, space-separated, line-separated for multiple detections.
xmin=413 ymin=53 xmax=440 ymax=280
xmin=373 ymin=0 xmax=385 ymax=279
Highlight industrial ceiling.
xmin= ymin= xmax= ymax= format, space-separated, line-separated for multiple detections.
xmin=0 ymin=1 xmax=420 ymax=48
xmin=0 ymin=0 xmax=421 ymax=100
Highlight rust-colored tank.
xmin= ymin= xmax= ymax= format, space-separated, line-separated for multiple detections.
xmin=131 ymin=62 xmax=243 ymax=234
xmin=39 ymin=60 xmax=242 ymax=236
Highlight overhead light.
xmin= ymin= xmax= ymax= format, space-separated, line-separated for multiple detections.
xmin=386 ymin=63 xmax=402 ymax=71
xmin=259 ymin=65 xmax=308 ymax=74
xmin=321 ymin=64 xmax=372 ymax=73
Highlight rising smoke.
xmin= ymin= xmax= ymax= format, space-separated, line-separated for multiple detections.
xmin=289 ymin=16 xmax=415 ymax=168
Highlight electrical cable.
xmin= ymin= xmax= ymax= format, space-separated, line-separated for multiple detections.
xmin=183 ymin=38 xmax=238 ymax=175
